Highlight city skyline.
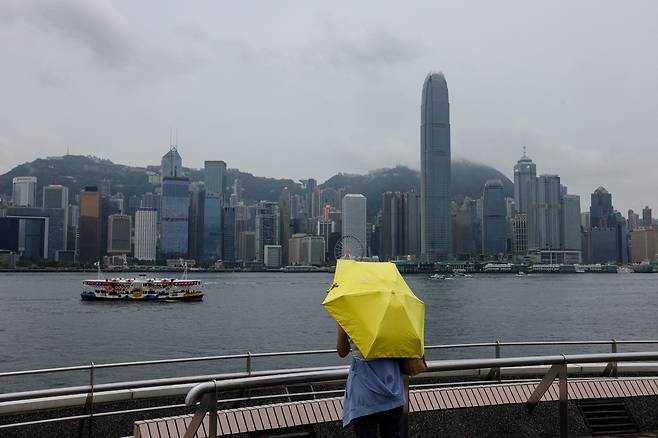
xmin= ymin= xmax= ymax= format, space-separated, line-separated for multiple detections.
xmin=1 ymin=1 xmax=657 ymax=214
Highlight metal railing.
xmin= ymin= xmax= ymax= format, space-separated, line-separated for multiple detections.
xmin=2 ymin=339 xmax=658 ymax=433
xmin=183 ymin=351 xmax=658 ymax=438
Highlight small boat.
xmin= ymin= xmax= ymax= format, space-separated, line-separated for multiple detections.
xmin=81 ymin=277 xmax=204 ymax=301
xmin=429 ymin=273 xmax=456 ymax=280
xmin=515 ymin=271 xmax=528 ymax=277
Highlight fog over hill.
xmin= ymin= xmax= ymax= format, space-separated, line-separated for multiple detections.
xmin=0 ymin=156 xmax=512 ymax=219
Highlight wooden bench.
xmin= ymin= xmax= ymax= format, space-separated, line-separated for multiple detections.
xmin=134 ymin=377 xmax=658 ymax=437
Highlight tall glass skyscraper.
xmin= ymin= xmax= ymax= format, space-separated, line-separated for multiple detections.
xmin=513 ymin=149 xmax=537 ymax=249
xmin=202 ymin=160 xmax=226 ymax=262
xmin=160 ymin=176 xmax=190 ymax=258
xmin=420 ymin=72 xmax=451 ymax=261
xmin=482 ymin=180 xmax=507 ymax=256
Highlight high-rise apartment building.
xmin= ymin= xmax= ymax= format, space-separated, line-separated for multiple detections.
xmin=134 ymin=208 xmax=157 ymax=261
xmin=341 ymin=194 xmax=367 ymax=259
xmin=420 ymin=72 xmax=451 ymax=261
xmin=160 ymin=176 xmax=190 ymax=258
xmin=482 ymin=180 xmax=507 ymax=256
xmin=202 ymin=161 xmax=226 ymax=261
xmin=12 ymin=177 xmax=37 ymax=207
xmin=630 ymin=228 xmax=657 ymax=263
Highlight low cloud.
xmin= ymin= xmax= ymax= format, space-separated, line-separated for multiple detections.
xmin=301 ymin=26 xmax=422 ymax=71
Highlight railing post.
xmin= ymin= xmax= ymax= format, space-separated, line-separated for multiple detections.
xmin=209 ymin=380 xmax=218 ymax=438
xmin=558 ymin=360 xmax=568 ymax=438
xmin=486 ymin=340 xmax=502 ymax=381
xmin=246 ymin=351 xmax=252 ymax=377
xmin=89 ymin=361 xmax=94 ymax=438
xmin=612 ymin=339 xmax=618 ymax=378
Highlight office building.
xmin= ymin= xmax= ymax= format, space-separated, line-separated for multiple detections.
xmin=238 ymin=231 xmax=256 ymax=262
xmin=160 ymin=176 xmax=190 ymax=258
xmin=420 ymin=72 xmax=452 ymax=261
xmin=187 ymin=183 xmax=205 ymax=261
xmin=561 ymin=194 xmax=581 ymax=250
xmin=341 ymin=194 xmax=367 ymax=259
xmin=107 ymin=214 xmax=131 ymax=255
xmin=643 ymin=206 xmax=653 ymax=227
xmin=79 ymin=187 xmax=102 ymax=263
xmin=512 ymin=214 xmax=528 ymax=255
xmin=263 ymin=245 xmax=282 ymax=268
xmin=482 ymin=180 xmax=507 ymax=256
xmin=536 ymin=175 xmax=561 ymax=249
xmin=288 ymin=233 xmax=306 ymax=265
xmin=202 ymin=160 xmax=226 ymax=261
xmin=302 ymin=235 xmax=325 ymax=266
xmin=513 ymin=150 xmax=537 ymax=249
xmin=630 ymin=228 xmax=657 ymax=263
xmin=161 ymin=146 xmax=183 ymax=178
xmin=222 ymin=206 xmax=236 ymax=262
xmin=43 ymin=184 xmax=68 ymax=209
xmin=590 ymin=187 xmax=614 ymax=228
xmin=134 ymin=208 xmax=157 ymax=261
xmin=255 ymin=201 xmax=280 ymax=262
xmin=628 ymin=209 xmax=641 ymax=231
xmin=12 ymin=177 xmax=37 ymax=207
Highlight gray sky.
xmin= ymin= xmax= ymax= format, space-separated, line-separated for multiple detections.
xmin=1 ymin=0 xmax=657 ymax=213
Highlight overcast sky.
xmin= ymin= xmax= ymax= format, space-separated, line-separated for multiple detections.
xmin=1 ymin=1 xmax=657 ymax=213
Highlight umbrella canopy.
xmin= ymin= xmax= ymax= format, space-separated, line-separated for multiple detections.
xmin=322 ymin=259 xmax=425 ymax=359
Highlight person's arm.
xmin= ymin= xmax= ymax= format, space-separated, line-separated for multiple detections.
xmin=336 ymin=325 xmax=350 ymax=358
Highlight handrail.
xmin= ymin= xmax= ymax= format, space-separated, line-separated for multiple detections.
xmin=3 ymin=339 xmax=658 ymax=379
xmin=183 ymin=351 xmax=658 ymax=406
xmin=182 ymin=351 xmax=658 ymax=438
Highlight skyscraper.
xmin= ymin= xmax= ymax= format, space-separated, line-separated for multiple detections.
xmin=134 ymin=208 xmax=157 ymax=261
xmin=161 ymin=146 xmax=182 ymax=178
xmin=590 ymin=187 xmax=614 ymax=228
xmin=202 ymin=160 xmax=226 ymax=262
xmin=642 ymin=206 xmax=653 ymax=227
xmin=255 ymin=201 xmax=280 ymax=262
xmin=79 ymin=187 xmax=102 ymax=263
xmin=43 ymin=184 xmax=69 ymax=253
xmin=420 ymin=72 xmax=451 ymax=261
xmin=107 ymin=214 xmax=131 ymax=255
xmin=513 ymin=149 xmax=537 ymax=248
xmin=341 ymin=194 xmax=367 ymax=259
xmin=12 ymin=177 xmax=37 ymax=207
xmin=561 ymin=194 xmax=582 ymax=250
xmin=481 ymin=180 xmax=507 ymax=256
xmin=160 ymin=176 xmax=190 ymax=258
xmin=536 ymin=175 xmax=561 ymax=249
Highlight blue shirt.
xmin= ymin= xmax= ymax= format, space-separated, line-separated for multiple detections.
xmin=342 ymin=357 xmax=406 ymax=428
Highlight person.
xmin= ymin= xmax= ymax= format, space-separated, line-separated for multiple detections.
xmin=337 ymin=324 xmax=408 ymax=438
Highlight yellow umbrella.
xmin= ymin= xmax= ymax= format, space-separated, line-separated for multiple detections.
xmin=322 ymin=259 xmax=425 ymax=359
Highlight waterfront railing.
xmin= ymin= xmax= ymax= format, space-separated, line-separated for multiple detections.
xmin=3 ymin=339 xmax=658 ymax=434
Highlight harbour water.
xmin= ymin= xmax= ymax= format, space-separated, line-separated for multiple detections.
xmin=1 ymin=271 xmax=657 ymax=392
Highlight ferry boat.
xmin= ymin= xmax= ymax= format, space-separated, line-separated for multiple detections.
xmin=81 ymin=277 xmax=204 ymax=301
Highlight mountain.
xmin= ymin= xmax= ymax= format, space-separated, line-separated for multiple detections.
xmin=323 ymin=161 xmax=513 ymax=218
xmin=0 ymin=156 xmax=512 ymax=216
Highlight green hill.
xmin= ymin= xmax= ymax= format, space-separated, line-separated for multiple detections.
xmin=0 ymin=156 xmax=512 ymax=217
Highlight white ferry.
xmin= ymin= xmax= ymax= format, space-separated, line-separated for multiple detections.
xmin=81 ymin=277 xmax=203 ymax=301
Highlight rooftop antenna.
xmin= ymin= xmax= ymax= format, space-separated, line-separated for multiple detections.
xmin=522 ymin=145 xmax=527 ymax=158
